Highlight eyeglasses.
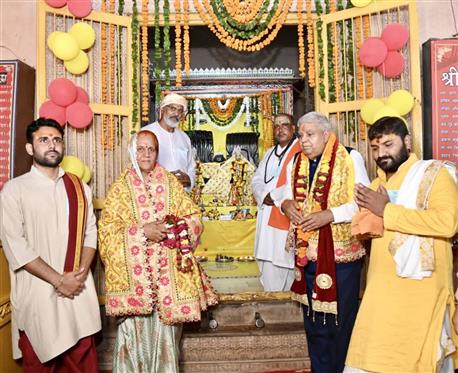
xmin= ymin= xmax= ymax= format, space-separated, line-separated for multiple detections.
xmin=37 ymin=137 xmax=64 ymax=145
xmin=164 ymin=105 xmax=184 ymax=115
xmin=137 ymin=146 xmax=156 ymax=154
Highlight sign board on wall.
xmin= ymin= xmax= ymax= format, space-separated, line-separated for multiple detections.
xmin=0 ymin=60 xmax=35 ymax=190
xmin=422 ymin=39 xmax=458 ymax=166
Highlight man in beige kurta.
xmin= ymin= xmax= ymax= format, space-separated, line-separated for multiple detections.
xmin=0 ymin=118 xmax=101 ymax=371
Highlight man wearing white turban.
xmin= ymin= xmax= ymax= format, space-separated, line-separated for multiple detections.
xmin=143 ymin=92 xmax=196 ymax=189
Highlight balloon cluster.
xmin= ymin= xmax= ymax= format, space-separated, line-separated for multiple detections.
xmin=359 ymin=23 xmax=409 ymax=78
xmin=39 ymin=78 xmax=93 ymax=129
xmin=360 ymin=89 xmax=414 ymax=125
xmin=60 ymin=155 xmax=92 ymax=183
xmin=47 ymin=23 xmax=95 ymax=75
xmin=350 ymin=0 xmax=373 ymax=7
xmin=45 ymin=0 xmax=92 ymax=18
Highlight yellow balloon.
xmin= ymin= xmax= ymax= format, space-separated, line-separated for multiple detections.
xmin=386 ymin=89 xmax=415 ymax=116
xmin=52 ymin=32 xmax=79 ymax=61
xmin=47 ymin=31 xmax=65 ymax=52
xmin=82 ymin=165 xmax=92 ymax=183
xmin=69 ymin=23 xmax=96 ymax=50
xmin=372 ymin=106 xmax=408 ymax=125
xmin=351 ymin=0 xmax=373 ymax=7
xmin=64 ymin=51 xmax=89 ymax=75
xmin=60 ymin=155 xmax=85 ymax=178
xmin=360 ymin=98 xmax=385 ymax=124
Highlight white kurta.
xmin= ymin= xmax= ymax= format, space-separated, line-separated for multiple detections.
xmin=0 ymin=166 xmax=101 ymax=362
xmin=252 ymin=140 xmax=298 ymax=291
xmin=143 ymin=121 xmax=196 ymax=189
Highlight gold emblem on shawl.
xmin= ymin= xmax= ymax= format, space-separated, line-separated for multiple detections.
xmin=316 ymin=273 xmax=333 ymax=290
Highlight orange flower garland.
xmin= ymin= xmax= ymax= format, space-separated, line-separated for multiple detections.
xmin=141 ymin=0 xmax=150 ymax=122
xmin=221 ymin=0 xmax=264 ymax=23
xmin=207 ymin=97 xmax=238 ymax=120
xmin=108 ymin=0 xmax=116 ymax=149
xmin=101 ymin=0 xmax=108 ymax=149
xmin=355 ymin=16 xmax=364 ymax=100
xmin=193 ymin=0 xmax=293 ymax=52
xmin=183 ymin=0 xmax=190 ymax=75
xmin=306 ymin=0 xmax=315 ymax=87
xmin=174 ymin=0 xmax=182 ymax=86
xmin=330 ymin=0 xmax=340 ymax=103
xmin=297 ymin=0 xmax=306 ymax=78
xmin=362 ymin=15 xmax=373 ymax=98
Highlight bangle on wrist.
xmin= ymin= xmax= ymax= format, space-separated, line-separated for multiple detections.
xmin=54 ymin=275 xmax=64 ymax=289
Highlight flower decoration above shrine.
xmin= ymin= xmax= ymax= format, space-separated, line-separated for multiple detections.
xmin=359 ymin=23 xmax=409 ymax=78
xmin=47 ymin=22 xmax=96 ymax=75
xmin=360 ymin=89 xmax=415 ymax=125
xmin=39 ymin=78 xmax=93 ymax=129
xmin=162 ymin=215 xmax=194 ymax=273
xmin=44 ymin=0 xmax=92 ymax=18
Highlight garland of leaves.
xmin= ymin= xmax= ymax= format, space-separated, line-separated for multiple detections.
xmin=164 ymin=0 xmax=171 ymax=88
xmin=117 ymin=0 xmax=125 ymax=142
xmin=315 ymin=0 xmax=325 ymax=99
xmin=131 ymin=0 xmax=140 ymax=133
xmin=154 ymin=0 xmax=161 ymax=105
xmin=201 ymin=97 xmax=243 ymax=127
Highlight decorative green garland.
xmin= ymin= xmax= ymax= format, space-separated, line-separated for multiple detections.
xmin=131 ymin=0 xmax=139 ymax=133
xmin=163 ymin=0 xmax=171 ymax=88
xmin=154 ymin=0 xmax=162 ymax=105
xmin=315 ymin=0 xmax=325 ymax=100
xmin=201 ymin=98 xmax=243 ymax=127
xmin=208 ymin=0 xmax=279 ymax=40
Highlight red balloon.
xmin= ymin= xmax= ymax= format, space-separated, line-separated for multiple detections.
xmin=48 ymin=78 xmax=77 ymax=107
xmin=359 ymin=38 xmax=388 ymax=68
xmin=377 ymin=51 xmax=405 ymax=78
xmin=75 ymin=86 xmax=90 ymax=104
xmin=45 ymin=0 xmax=67 ymax=8
xmin=39 ymin=100 xmax=66 ymax=126
xmin=67 ymin=0 xmax=92 ymax=18
xmin=381 ymin=23 xmax=409 ymax=51
xmin=66 ymin=102 xmax=93 ymax=129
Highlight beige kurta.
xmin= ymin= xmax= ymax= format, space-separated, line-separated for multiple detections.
xmin=346 ymin=154 xmax=458 ymax=372
xmin=0 ymin=166 xmax=101 ymax=362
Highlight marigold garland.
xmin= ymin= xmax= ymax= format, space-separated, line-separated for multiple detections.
xmin=194 ymin=0 xmax=293 ymax=52
xmin=183 ymin=0 xmax=190 ymax=75
xmin=131 ymin=0 xmax=140 ymax=133
xmin=101 ymin=0 xmax=108 ymax=148
xmin=297 ymin=0 xmax=306 ymax=79
xmin=306 ymin=0 xmax=315 ymax=87
xmin=174 ymin=0 xmax=182 ymax=86
xmin=154 ymin=0 xmax=161 ymax=105
xmin=362 ymin=14 xmax=373 ymax=99
xmin=141 ymin=0 xmax=150 ymax=123
xmin=221 ymin=0 xmax=265 ymax=23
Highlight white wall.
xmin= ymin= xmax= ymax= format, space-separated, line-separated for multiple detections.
xmin=0 ymin=1 xmax=37 ymax=68
xmin=417 ymin=0 xmax=458 ymax=44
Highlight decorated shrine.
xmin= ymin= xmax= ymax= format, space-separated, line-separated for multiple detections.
xmin=2 ymin=0 xmax=458 ymax=372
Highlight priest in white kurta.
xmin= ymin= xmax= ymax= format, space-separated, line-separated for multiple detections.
xmin=252 ymin=114 xmax=300 ymax=291
xmin=143 ymin=93 xmax=196 ymax=189
xmin=0 ymin=119 xmax=101 ymax=369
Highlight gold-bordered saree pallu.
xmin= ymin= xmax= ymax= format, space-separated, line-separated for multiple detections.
xmin=99 ymin=166 xmax=218 ymax=325
xmin=62 ymin=172 xmax=87 ymax=272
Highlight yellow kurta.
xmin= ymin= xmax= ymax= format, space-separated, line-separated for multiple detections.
xmin=346 ymin=154 xmax=458 ymax=372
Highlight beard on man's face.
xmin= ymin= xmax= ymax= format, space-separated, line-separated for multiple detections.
xmin=33 ymin=149 xmax=64 ymax=168
xmin=164 ymin=114 xmax=180 ymax=128
xmin=375 ymin=143 xmax=409 ymax=173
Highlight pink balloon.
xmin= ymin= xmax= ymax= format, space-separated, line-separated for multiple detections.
xmin=39 ymin=100 xmax=66 ymax=126
xmin=377 ymin=51 xmax=405 ymax=78
xmin=48 ymin=78 xmax=77 ymax=107
xmin=75 ymin=86 xmax=90 ymax=104
xmin=67 ymin=0 xmax=92 ymax=18
xmin=66 ymin=102 xmax=93 ymax=129
xmin=381 ymin=23 xmax=409 ymax=51
xmin=359 ymin=38 xmax=388 ymax=68
xmin=45 ymin=0 xmax=67 ymax=8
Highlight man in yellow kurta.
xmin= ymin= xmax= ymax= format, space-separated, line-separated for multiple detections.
xmin=345 ymin=116 xmax=458 ymax=372
xmin=99 ymin=130 xmax=217 ymax=373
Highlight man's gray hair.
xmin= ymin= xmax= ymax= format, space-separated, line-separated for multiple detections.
xmin=297 ymin=112 xmax=333 ymax=132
